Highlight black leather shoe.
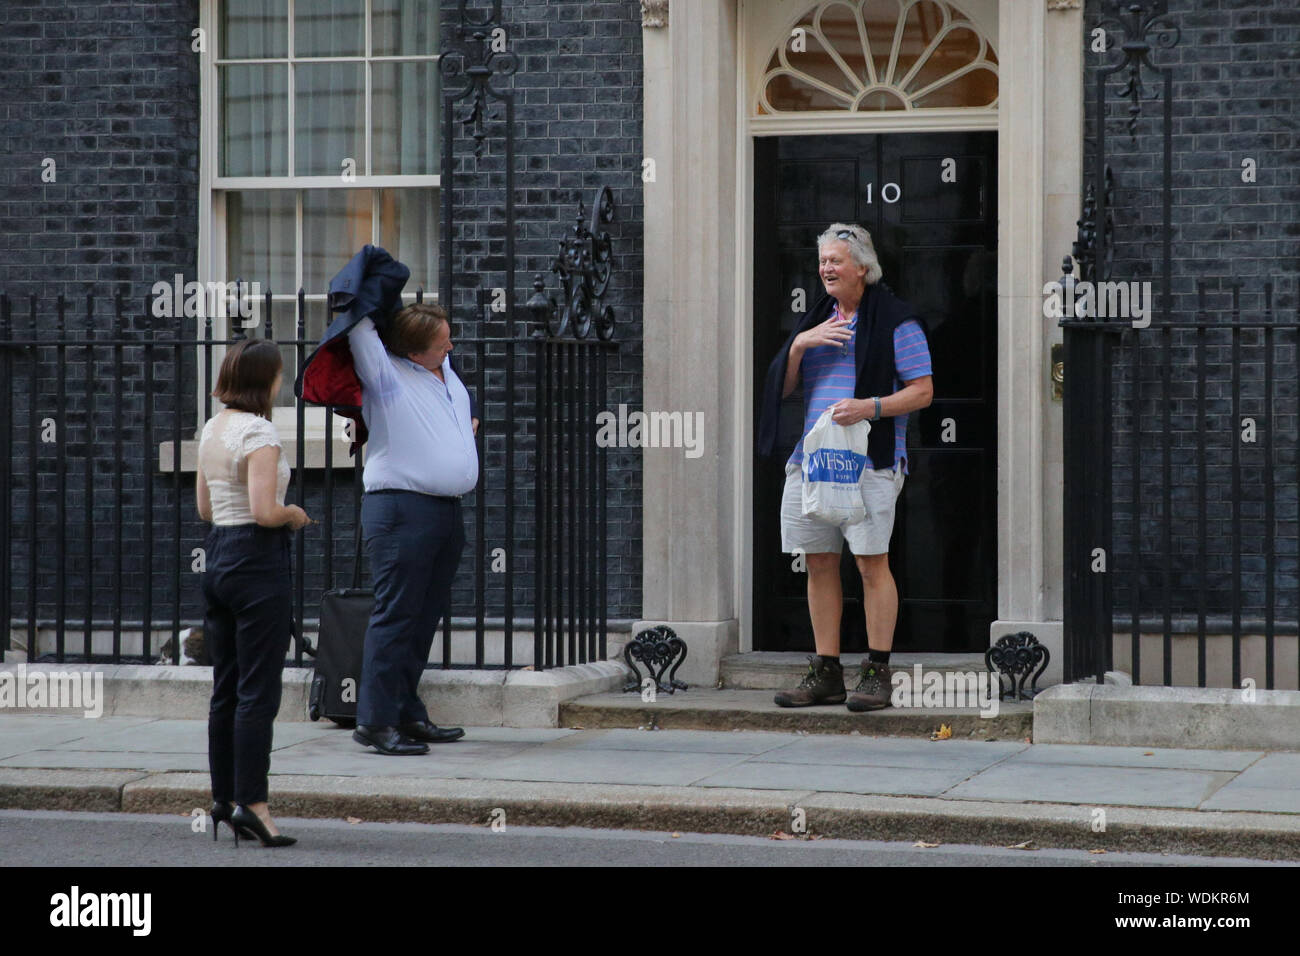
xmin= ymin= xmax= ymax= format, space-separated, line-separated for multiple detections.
xmin=353 ymin=724 xmax=429 ymax=755
xmin=398 ymin=720 xmax=465 ymax=743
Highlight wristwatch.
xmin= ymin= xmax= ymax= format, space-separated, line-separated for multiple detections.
xmin=870 ymin=397 xmax=882 ymax=421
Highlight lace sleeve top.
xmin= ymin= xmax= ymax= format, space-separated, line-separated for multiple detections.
xmin=198 ymin=410 xmax=291 ymax=526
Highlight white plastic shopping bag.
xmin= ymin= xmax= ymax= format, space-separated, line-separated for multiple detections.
xmin=801 ymin=408 xmax=871 ymax=524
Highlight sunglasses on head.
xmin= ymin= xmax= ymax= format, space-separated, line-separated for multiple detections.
xmin=835 ymin=230 xmax=853 ymax=239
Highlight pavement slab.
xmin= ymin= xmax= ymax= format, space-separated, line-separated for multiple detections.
xmin=746 ymin=736 xmax=1027 ymax=769
xmin=0 ymin=715 xmax=158 ymax=759
xmin=943 ymin=762 xmax=1238 ymax=809
xmin=471 ymin=747 xmax=754 ymax=786
xmin=1199 ymin=753 xmax=1300 ymax=814
xmin=692 ymin=761 xmax=975 ymax=796
xmin=547 ymin=728 xmax=803 ymax=755
xmin=1000 ymin=743 xmax=1265 ymax=772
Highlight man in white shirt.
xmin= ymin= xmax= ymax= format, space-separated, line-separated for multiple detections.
xmin=348 ymin=303 xmax=480 ymax=755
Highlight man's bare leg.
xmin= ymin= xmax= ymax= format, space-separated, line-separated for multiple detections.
xmin=806 ymin=552 xmax=843 ymax=656
xmin=854 ymin=552 xmax=897 ymax=653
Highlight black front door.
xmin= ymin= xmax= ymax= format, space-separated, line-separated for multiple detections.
xmin=752 ymin=132 xmax=997 ymax=653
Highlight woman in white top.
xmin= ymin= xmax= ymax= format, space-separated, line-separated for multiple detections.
xmin=196 ymin=339 xmax=311 ymax=848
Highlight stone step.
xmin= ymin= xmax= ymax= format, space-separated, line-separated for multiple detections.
xmin=559 ymin=688 xmax=1033 ymax=740
xmin=720 ymin=652 xmax=992 ymax=690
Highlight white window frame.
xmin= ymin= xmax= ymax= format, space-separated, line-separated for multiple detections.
xmin=177 ymin=0 xmax=440 ymax=469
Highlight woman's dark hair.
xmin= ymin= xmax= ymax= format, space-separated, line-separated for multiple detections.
xmin=212 ymin=339 xmax=283 ymax=420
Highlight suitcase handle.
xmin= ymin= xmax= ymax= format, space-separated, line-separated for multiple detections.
xmin=350 ymin=454 xmax=364 ymax=590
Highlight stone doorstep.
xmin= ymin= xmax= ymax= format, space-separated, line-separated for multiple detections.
xmin=560 ymin=688 xmax=1034 ymax=739
xmin=0 ymin=661 xmax=630 ymax=728
xmin=4 ymin=770 xmax=1297 ymax=860
xmin=1035 ymin=683 xmax=1300 ymax=752
xmin=720 ymin=652 xmax=997 ymax=691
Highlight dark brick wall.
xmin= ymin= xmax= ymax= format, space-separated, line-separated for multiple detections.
xmin=0 ymin=0 xmax=205 ymax=649
xmin=439 ymin=0 xmax=645 ymax=625
xmin=1081 ymin=0 xmax=1300 ymax=626
xmin=0 ymin=0 xmax=644 ymax=652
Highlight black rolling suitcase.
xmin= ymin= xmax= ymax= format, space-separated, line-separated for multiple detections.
xmin=308 ymin=507 xmax=372 ymax=728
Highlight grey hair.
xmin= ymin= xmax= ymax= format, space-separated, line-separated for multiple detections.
xmin=816 ymin=223 xmax=883 ymax=285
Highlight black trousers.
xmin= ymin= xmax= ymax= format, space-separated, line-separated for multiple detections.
xmin=356 ymin=491 xmax=465 ymax=727
xmin=202 ymin=524 xmax=292 ymax=806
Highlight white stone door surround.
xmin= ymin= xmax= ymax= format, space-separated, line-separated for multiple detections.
xmin=636 ymin=0 xmax=1083 ymax=687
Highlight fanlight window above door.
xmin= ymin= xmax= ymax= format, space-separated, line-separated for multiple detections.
xmin=758 ymin=0 xmax=998 ymax=114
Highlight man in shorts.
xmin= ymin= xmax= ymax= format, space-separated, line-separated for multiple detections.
xmin=757 ymin=223 xmax=933 ymax=711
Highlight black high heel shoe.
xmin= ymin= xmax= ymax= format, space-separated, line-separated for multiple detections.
xmin=209 ymin=801 xmax=257 ymax=842
xmin=230 ymin=805 xmax=296 ymax=848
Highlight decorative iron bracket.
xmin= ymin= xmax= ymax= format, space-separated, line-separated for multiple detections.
xmin=622 ymin=625 xmax=688 ymax=694
xmin=985 ymin=631 xmax=1051 ymax=701
xmin=1071 ymin=165 xmax=1114 ymax=284
xmin=526 ymin=185 xmax=617 ymax=340
xmin=439 ymin=0 xmax=518 ymax=159
xmin=1096 ymin=0 xmax=1181 ymax=142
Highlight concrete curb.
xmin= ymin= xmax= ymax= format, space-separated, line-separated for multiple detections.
xmin=0 ymin=661 xmax=631 ymax=727
xmin=5 ymin=768 xmax=1297 ymax=859
xmin=561 ymin=695 xmax=1034 ymax=738
xmin=1035 ymin=683 xmax=1300 ymax=751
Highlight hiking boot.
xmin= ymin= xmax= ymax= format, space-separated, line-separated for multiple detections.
xmin=774 ymin=655 xmax=846 ymax=707
xmin=846 ymin=660 xmax=893 ymax=712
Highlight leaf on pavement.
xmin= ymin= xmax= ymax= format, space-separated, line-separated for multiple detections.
xmin=914 ymin=840 xmax=940 ymax=848
xmin=771 ymin=830 xmax=796 ymax=840
xmin=1006 ymin=840 xmax=1037 ymax=850
xmin=930 ymin=723 xmax=953 ymax=741
xmin=1089 ymin=848 xmax=1107 ymax=854
xmin=345 ymin=816 xmax=363 ymax=825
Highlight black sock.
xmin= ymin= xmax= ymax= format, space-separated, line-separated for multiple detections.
xmin=819 ymin=654 xmax=840 ymax=666
xmin=867 ymin=649 xmax=890 ymax=665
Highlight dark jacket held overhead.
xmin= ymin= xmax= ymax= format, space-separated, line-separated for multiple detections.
xmin=296 ymin=245 xmax=476 ymax=455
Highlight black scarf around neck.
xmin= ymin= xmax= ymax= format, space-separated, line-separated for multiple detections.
xmin=757 ymin=280 xmax=922 ymax=469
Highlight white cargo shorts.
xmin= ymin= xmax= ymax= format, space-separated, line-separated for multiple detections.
xmin=780 ymin=459 xmax=904 ymax=557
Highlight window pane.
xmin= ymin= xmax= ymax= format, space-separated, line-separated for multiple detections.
xmin=912 ymin=67 xmax=998 ymax=108
xmin=302 ymin=189 xmax=373 ymax=293
xmin=220 ymin=65 xmax=289 ymax=176
xmin=372 ymin=0 xmax=439 ymax=56
xmin=269 ymin=300 xmax=300 ymax=406
xmin=227 ymin=191 xmax=296 ymax=292
xmin=268 ymin=299 xmax=331 ymax=406
xmin=379 ymin=188 xmax=437 ymax=294
xmin=907 ymin=26 xmax=984 ymax=96
xmin=372 ymin=61 xmax=440 ymax=175
xmin=295 ymin=0 xmax=365 ymax=57
xmin=294 ymin=63 xmax=365 ymax=176
xmin=220 ymin=0 xmax=287 ymax=59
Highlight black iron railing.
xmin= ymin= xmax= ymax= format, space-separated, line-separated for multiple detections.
xmin=1062 ymin=281 xmax=1300 ymax=690
xmin=1060 ymin=1 xmax=1298 ymax=689
xmin=0 ymin=285 xmax=613 ymax=671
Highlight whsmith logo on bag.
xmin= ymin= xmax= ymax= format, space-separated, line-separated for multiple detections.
xmin=803 ymin=447 xmax=868 ymax=483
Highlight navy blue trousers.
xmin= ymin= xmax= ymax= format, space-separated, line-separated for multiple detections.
xmin=357 ymin=491 xmax=465 ymax=727
xmin=202 ymin=524 xmax=292 ymax=806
